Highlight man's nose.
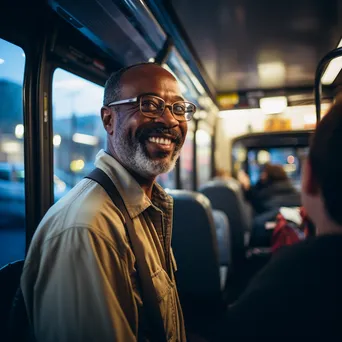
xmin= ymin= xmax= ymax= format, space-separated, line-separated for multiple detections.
xmin=154 ymin=105 xmax=179 ymax=127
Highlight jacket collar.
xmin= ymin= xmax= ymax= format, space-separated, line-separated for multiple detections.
xmin=94 ymin=149 xmax=173 ymax=219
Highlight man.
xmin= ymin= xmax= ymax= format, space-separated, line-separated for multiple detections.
xmin=21 ymin=63 xmax=196 ymax=341
xmin=213 ymin=101 xmax=342 ymax=340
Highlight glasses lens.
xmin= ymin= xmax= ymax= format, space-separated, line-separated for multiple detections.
xmin=140 ymin=95 xmax=165 ymax=118
xmin=173 ymin=102 xmax=196 ymax=121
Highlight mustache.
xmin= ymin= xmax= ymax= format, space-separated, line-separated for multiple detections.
xmin=136 ymin=125 xmax=183 ymax=146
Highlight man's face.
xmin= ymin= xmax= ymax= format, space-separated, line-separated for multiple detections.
xmin=108 ymin=65 xmax=188 ymax=178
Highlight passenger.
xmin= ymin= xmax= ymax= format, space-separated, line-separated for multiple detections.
xmin=20 ymin=63 xmax=194 ymax=342
xmin=213 ymin=168 xmax=231 ymax=181
xmin=212 ymin=100 xmax=342 ymax=339
xmin=238 ymin=163 xmax=301 ymax=215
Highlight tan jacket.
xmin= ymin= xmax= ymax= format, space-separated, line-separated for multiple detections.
xmin=21 ymin=150 xmax=186 ymax=342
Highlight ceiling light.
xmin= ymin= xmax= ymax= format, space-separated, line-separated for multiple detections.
xmin=258 ymin=62 xmax=286 ymax=82
xmin=260 ymin=96 xmax=287 ymax=114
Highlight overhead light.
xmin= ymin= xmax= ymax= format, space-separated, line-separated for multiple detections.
xmin=260 ymin=96 xmax=287 ymax=114
xmin=322 ymin=38 xmax=342 ymax=85
xmin=72 ymin=133 xmax=99 ymax=146
xmin=148 ymin=57 xmax=155 ymax=62
xmin=258 ymin=62 xmax=286 ymax=83
xmin=0 ymin=59 xmax=4 ymax=64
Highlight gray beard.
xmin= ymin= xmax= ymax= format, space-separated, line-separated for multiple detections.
xmin=113 ymin=124 xmax=180 ymax=178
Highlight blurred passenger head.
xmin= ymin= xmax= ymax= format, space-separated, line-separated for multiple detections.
xmin=101 ymin=63 xmax=191 ymax=179
xmin=261 ymin=163 xmax=288 ymax=184
xmin=302 ymin=100 xmax=342 ymax=233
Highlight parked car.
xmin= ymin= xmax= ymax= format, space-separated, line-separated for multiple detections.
xmin=0 ymin=162 xmax=70 ymax=230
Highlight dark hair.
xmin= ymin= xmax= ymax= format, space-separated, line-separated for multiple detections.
xmin=309 ymin=101 xmax=342 ymax=225
xmin=262 ymin=163 xmax=288 ymax=183
xmin=103 ymin=62 xmax=159 ymax=106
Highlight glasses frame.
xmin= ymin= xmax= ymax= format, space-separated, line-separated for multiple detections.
xmin=107 ymin=93 xmax=196 ymax=122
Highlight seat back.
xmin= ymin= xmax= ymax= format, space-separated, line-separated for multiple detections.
xmin=200 ymin=179 xmax=249 ymax=269
xmin=212 ymin=209 xmax=231 ymax=267
xmin=0 ymin=259 xmax=24 ymax=339
xmin=167 ymin=190 xmax=222 ymax=307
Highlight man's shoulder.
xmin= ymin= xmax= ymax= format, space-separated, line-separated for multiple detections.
xmin=34 ymin=178 xmax=128 ymax=249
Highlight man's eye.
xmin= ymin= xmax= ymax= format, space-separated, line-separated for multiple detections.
xmin=174 ymin=105 xmax=185 ymax=114
xmin=141 ymin=100 xmax=159 ymax=111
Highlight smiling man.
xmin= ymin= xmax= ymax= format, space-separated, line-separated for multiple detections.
xmin=21 ymin=63 xmax=195 ymax=342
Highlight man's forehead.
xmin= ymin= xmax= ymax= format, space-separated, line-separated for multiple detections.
xmin=120 ymin=64 xmax=181 ymax=98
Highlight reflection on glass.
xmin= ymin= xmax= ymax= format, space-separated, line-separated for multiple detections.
xmin=180 ymin=130 xmax=194 ymax=190
xmin=196 ymin=129 xmax=211 ymax=187
xmin=0 ymin=38 xmax=26 ymax=267
xmin=52 ymin=68 xmax=104 ymax=201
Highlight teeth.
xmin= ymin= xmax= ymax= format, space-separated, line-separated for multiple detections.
xmin=148 ymin=137 xmax=171 ymax=145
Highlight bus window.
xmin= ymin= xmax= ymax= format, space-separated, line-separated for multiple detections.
xmin=52 ymin=68 xmax=104 ymax=201
xmin=180 ymin=129 xmax=194 ymax=190
xmin=0 ymin=38 xmax=26 ymax=267
xmin=157 ymin=170 xmax=176 ymax=189
xmin=247 ymin=146 xmax=309 ymax=190
xmin=196 ymin=125 xmax=212 ymax=187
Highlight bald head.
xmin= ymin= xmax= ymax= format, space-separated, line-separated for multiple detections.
xmin=103 ymin=63 xmax=179 ymax=106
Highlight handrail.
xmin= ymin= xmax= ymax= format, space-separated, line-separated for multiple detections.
xmin=154 ymin=35 xmax=174 ymax=65
xmin=315 ymin=47 xmax=342 ymax=124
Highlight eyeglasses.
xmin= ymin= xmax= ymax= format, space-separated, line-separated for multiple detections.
xmin=107 ymin=93 xmax=196 ymax=122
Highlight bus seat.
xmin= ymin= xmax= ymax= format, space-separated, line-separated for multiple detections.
xmin=0 ymin=259 xmax=24 ymax=340
xmin=167 ymin=190 xmax=226 ymax=315
xmin=212 ymin=209 xmax=231 ymax=267
xmin=199 ymin=179 xmax=249 ymax=270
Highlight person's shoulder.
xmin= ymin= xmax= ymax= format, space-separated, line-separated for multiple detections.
xmin=274 ymin=234 xmax=342 ymax=260
xmin=252 ymin=235 xmax=342 ymax=287
xmin=33 ymin=178 xmax=128 ymax=249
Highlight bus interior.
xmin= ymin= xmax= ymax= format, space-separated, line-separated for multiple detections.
xmin=1 ymin=0 xmax=342 ymax=339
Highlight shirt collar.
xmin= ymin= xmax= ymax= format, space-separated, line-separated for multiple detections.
xmin=94 ymin=149 xmax=173 ymax=219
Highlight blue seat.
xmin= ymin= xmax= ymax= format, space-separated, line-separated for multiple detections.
xmin=200 ymin=179 xmax=251 ymax=271
xmin=167 ymin=190 xmax=226 ymax=314
xmin=212 ymin=209 xmax=231 ymax=267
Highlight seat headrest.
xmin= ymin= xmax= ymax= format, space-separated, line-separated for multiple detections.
xmin=166 ymin=190 xmax=221 ymax=297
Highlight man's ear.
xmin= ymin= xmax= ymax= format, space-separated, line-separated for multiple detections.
xmin=302 ymin=159 xmax=319 ymax=195
xmin=101 ymin=106 xmax=114 ymax=135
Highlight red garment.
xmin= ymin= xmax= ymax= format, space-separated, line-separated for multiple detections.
xmin=271 ymin=207 xmax=310 ymax=253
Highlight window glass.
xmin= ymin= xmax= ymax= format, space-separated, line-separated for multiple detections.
xmin=196 ymin=128 xmax=211 ymax=187
xmin=0 ymin=38 xmax=26 ymax=267
xmin=180 ymin=130 xmax=194 ymax=190
xmin=157 ymin=170 xmax=175 ymax=189
xmin=52 ymin=68 xmax=104 ymax=201
xmin=247 ymin=146 xmax=309 ymax=190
